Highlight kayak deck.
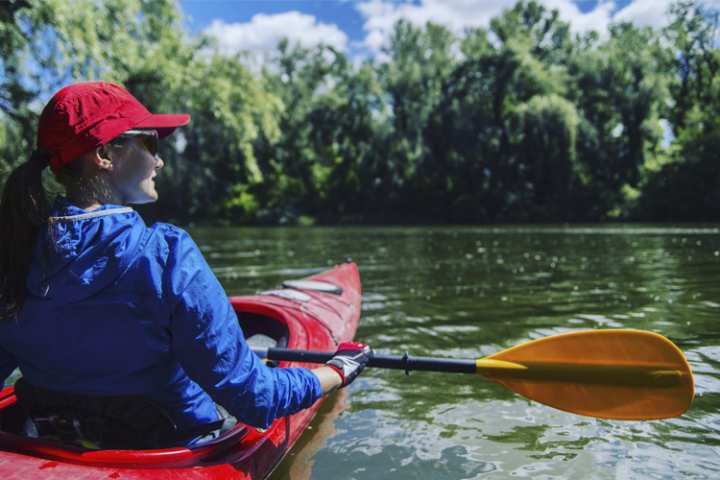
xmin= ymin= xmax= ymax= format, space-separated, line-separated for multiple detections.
xmin=0 ymin=262 xmax=361 ymax=479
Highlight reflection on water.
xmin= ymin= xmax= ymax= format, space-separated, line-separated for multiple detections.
xmin=193 ymin=225 xmax=720 ymax=479
xmin=270 ymin=389 xmax=350 ymax=480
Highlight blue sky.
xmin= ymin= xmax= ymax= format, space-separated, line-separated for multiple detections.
xmin=179 ymin=1 xmax=635 ymax=35
xmin=181 ymin=1 xmax=368 ymax=39
xmin=176 ymin=0 xmax=688 ymax=58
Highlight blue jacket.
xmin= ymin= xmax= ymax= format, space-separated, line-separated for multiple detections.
xmin=0 ymin=198 xmax=321 ymax=434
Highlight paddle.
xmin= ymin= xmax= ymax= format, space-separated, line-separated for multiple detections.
xmin=252 ymin=329 xmax=694 ymax=420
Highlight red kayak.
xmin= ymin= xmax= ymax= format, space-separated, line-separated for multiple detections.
xmin=0 ymin=262 xmax=361 ymax=479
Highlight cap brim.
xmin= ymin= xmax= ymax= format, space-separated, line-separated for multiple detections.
xmin=134 ymin=113 xmax=191 ymax=138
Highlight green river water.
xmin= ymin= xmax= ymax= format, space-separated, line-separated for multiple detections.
xmin=192 ymin=225 xmax=720 ymax=480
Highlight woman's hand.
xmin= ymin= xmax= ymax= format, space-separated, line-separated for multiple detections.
xmin=313 ymin=342 xmax=373 ymax=394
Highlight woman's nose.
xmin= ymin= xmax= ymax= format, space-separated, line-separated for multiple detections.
xmin=155 ymin=155 xmax=164 ymax=170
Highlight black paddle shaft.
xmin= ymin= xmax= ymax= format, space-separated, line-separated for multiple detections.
xmin=253 ymin=347 xmax=477 ymax=375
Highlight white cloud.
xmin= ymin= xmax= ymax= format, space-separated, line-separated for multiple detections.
xmin=356 ymin=0 xmax=516 ymax=53
xmin=354 ymin=0 xmax=719 ymax=55
xmin=203 ymin=11 xmax=348 ymax=56
xmin=545 ymin=0 xmax=615 ymax=33
xmin=613 ymin=0 xmax=720 ymax=29
xmin=198 ymin=1 xmax=720 ymax=61
xmin=355 ymin=0 xmax=617 ymax=55
xmin=614 ymin=0 xmax=674 ymax=28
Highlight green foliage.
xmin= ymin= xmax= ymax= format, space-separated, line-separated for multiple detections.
xmin=565 ymin=21 xmax=672 ymax=218
xmin=378 ymin=21 xmax=455 ymax=207
xmin=512 ymin=95 xmax=582 ymax=219
xmin=1 ymin=0 xmax=719 ymax=224
xmin=633 ymin=124 xmax=720 ymax=220
xmin=664 ymin=1 xmax=720 ymax=130
xmin=422 ymin=1 xmax=576 ymax=221
xmin=626 ymin=1 xmax=720 ymax=220
xmin=156 ymin=53 xmax=282 ymax=221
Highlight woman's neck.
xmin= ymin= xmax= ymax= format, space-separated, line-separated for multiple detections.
xmin=65 ymin=174 xmax=123 ymax=211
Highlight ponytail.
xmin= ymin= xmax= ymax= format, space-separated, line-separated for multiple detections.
xmin=0 ymin=150 xmax=51 ymax=320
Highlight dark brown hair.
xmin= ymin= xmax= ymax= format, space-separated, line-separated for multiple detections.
xmin=0 ymin=150 xmax=52 ymax=320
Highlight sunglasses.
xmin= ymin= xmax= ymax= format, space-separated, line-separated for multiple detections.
xmin=109 ymin=129 xmax=159 ymax=156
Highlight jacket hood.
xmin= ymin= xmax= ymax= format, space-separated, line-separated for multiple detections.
xmin=27 ymin=197 xmax=150 ymax=303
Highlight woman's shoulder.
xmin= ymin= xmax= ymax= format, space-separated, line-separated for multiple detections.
xmin=150 ymin=222 xmax=191 ymax=242
xmin=146 ymin=223 xmax=210 ymax=295
xmin=146 ymin=222 xmax=202 ymax=259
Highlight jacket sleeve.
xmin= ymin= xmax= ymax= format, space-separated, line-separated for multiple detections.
xmin=0 ymin=345 xmax=17 ymax=387
xmin=165 ymin=228 xmax=322 ymax=429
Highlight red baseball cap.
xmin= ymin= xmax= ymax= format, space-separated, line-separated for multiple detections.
xmin=37 ymin=81 xmax=190 ymax=172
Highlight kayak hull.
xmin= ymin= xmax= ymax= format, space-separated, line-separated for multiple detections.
xmin=0 ymin=262 xmax=361 ymax=479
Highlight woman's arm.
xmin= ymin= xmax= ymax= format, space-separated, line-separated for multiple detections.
xmin=312 ymin=366 xmax=343 ymax=394
xmin=165 ymin=228 xmax=330 ymax=428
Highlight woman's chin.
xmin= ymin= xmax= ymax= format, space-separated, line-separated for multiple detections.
xmin=126 ymin=190 xmax=159 ymax=205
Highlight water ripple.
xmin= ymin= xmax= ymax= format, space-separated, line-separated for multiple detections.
xmin=188 ymin=225 xmax=720 ymax=480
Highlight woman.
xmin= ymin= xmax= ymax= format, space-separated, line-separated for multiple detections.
xmin=0 ymin=81 xmax=371 ymax=448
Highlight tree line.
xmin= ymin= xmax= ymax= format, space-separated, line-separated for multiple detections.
xmin=1 ymin=0 xmax=719 ymax=225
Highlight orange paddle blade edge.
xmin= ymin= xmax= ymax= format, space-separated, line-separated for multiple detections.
xmin=476 ymin=329 xmax=694 ymax=420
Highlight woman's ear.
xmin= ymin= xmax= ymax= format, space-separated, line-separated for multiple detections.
xmin=94 ymin=146 xmax=114 ymax=171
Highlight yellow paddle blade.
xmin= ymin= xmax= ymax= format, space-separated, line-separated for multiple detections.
xmin=476 ymin=329 xmax=694 ymax=420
